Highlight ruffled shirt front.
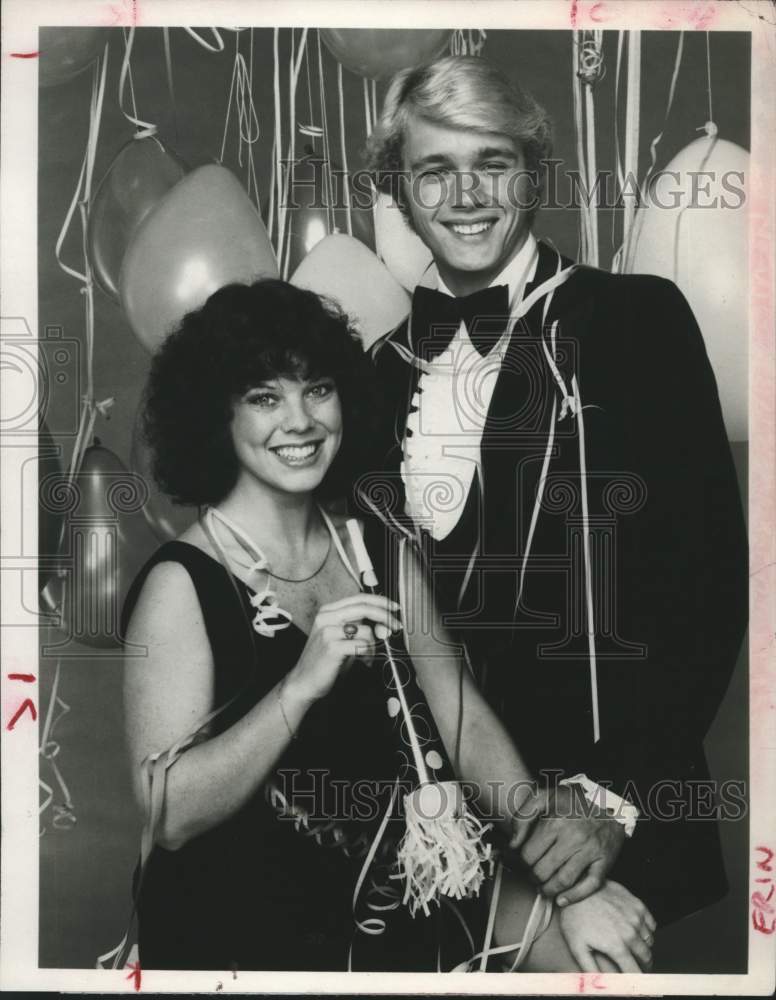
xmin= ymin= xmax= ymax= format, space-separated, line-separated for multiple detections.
xmin=401 ymin=235 xmax=539 ymax=541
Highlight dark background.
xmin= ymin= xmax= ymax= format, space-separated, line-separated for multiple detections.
xmin=37 ymin=27 xmax=750 ymax=971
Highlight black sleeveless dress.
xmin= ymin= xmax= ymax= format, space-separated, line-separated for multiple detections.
xmin=122 ymin=538 xmax=464 ymax=972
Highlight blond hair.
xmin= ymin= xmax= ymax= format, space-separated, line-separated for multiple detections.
xmin=365 ymin=55 xmax=553 ymax=215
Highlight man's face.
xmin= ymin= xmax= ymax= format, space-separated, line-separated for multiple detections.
xmin=401 ymin=113 xmax=534 ymax=296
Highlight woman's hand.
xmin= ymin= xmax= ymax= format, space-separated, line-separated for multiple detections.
xmin=558 ymin=879 xmax=656 ymax=972
xmin=284 ymin=593 xmax=401 ymax=703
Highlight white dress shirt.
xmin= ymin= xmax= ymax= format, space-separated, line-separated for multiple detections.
xmin=401 ymin=233 xmax=539 ymax=541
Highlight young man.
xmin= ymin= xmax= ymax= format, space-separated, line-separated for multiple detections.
xmin=363 ymin=55 xmax=747 ymax=952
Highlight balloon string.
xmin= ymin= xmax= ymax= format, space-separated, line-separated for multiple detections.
xmin=273 ymin=28 xmax=285 ymax=261
xmin=316 ymin=30 xmax=335 ymax=236
xmin=118 ymin=27 xmax=157 ymax=138
xmin=53 ymin=46 xmax=109 ymax=486
xmin=279 ymin=28 xmax=310 ymax=277
xmin=610 ymin=32 xmax=625 ymax=269
xmin=571 ymin=34 xmax=588 ymax=264
xmin=182 ymin=27 xmax=225 ymax=52
xmin=245 ymin=28 xmax=261 ymax=214
xmin=162 ymin=27 xmax=178 ymax=141
xmin=621 ymin=30 xmax=641 ymax=268
xmin=38 ymin=659 xmax=77 ymax=831
xmin=363 ymin=77 xmax=373 ymax=136
xmin=371 ymin=79 xmax=377 ymax=125
xmin=337 ymin=62 xmax=353 ymax=236
xmin=705 ymin=31 xmax=713 ymax=125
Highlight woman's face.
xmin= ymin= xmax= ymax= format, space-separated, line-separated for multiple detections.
xmin=229 ymin=372 xmax=343 ymax=498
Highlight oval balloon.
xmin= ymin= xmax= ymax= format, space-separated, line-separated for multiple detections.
xmin=129 ymin=407 xmax=199 ymax=542
xmin=119 ymin=164 xmax=279 ymax=353
xmin=291 ymin=233 xmax=410 ymax=349
xmin=284 ymin=150 xmax=375 ymax=275
xmin=321 ymin=29 xmax=450 ymax=80
xmin=38 ymin=422 xmax=64 ymax=594
xmin=43 ymin=441 xmax=159 ymax=649
xmin=88 ymin=137 xmax=187 ymax=301
xmin=287 ymin=146 xmax=375 ymax=273
xmin=627 ymin=135 xmax=748 ymax=440
xmin=374 ymin=191 xmax=434 ymax=291
xmin=39 ymin=27 xmax=107 ymax=88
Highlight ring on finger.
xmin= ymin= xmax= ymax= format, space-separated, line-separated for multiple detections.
xmin=342 ymin=622 xmax=358 ymax=640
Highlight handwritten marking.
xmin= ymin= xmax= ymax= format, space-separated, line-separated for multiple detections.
xmin=752 ymin=846 xmax=776 ymax=934
xmin=126 ymin=960 xmax=141 ymax=991
xmin=577 ymin=974 xmax=606 ymax=992
xmin=589 ymin=3 xmax=608 ymax=22
xmin=8 ymin=673 xmax=35 ymax=682
xmin=7 ymin=698 xmax=37 ymax=730
xmin=10 ymin=51 xmax=40 ymax=58
xmin=570 ymin=0 xmax=579 ymax=28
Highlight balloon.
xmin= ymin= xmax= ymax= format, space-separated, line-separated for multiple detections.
xmin=119 ymin=164 xmax=279 ymax=353
xmin=291 ymin=233 xmax=410 ymax=349
xmin=88 ymin=137 xmax=187 ymax=301
xmin=42 ymin=440 xmax=158 ymax=649
xmin=39 ymin=27 xmax=107 ymax=88
xmin=627 ymin=135 xmax=749 ymax=440
xmin=284 ymin=150 xmax=375 ymax=273
xmin=129 ymin=408 xmax=199 ymax=542
xmin=374 ymin=191 xmax=434 ymax=291
xmin=38 ymin=422 xmax=64 ymax=594
xmin=321 ymin=29 xmax=450 ymax=80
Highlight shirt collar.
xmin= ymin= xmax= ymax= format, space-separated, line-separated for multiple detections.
xmin=437 ymin=231 xmax=539 ymax=303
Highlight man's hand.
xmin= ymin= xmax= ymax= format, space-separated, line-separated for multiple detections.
xmin=509 ymin=783 xmax=626 ymax=905
xmin=559 ymin=879 xmax=656 ymax=972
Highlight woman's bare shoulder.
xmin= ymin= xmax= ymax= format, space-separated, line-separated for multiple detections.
xmin=126 ymin=557 xmax=204 ymax=646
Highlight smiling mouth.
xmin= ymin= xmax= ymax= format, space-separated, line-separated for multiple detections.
xmin=444 ymin=220 xmax=496 ymax=236
xmin=270 ymin=441 xmax=323 ymax=465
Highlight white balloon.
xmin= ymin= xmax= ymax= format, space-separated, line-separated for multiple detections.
xmin=290 ymin=233 xmax=410 ymax=349
xmin=627 ymin=135 xmax=748 ymax=440
xmin=374 ymin=192 xmax=434 ymax=291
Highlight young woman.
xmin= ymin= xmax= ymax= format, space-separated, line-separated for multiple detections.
xmin=123 ymin=279 xmax=653 ymax=972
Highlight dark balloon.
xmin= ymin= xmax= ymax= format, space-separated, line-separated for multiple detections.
xmin=39 ymin=27 xmax=107 ymax=88
xmin=321 ymin=29 xmax=450 ymax=80
xmin=88 ymin=137 xmax=187 ymax=301
xmin=38 ymin=422 xmax=64 ymax=595
xmin=42 ymin=441 xmax=158 ymax=650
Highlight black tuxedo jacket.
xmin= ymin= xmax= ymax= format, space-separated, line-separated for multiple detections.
xmin=364 ymin=239 xmax=748 ymax=924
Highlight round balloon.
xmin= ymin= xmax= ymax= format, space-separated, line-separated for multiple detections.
xmin=119 ymin=164 xmax=279 ymax=353
xmin=374 ymin=191 xmax=434 ymax=291
xmin=627 ymin=135 xmax=748 ymax=440
xmin=88 ymin=137 xmax=187 ymax=301
xmin=321 ymin=29 xmax=450 ymax=80
xmin=42 ymin=440 xmax=158 ymax=649
xmin=284 ymin=150 xmax=375 ymax=274
xmin=291 ymin=233 xmax=410 ymax=349
xmin=39 ymin=27 xmax=106 ymax=88
xmin=129 ymin=407 xmax=199 ymax=542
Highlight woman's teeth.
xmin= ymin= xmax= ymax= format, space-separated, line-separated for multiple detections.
xmin=273 ymin=443 xmax=319 ymax=463
xmin=449 ymin=220 xmax=494 ymax=235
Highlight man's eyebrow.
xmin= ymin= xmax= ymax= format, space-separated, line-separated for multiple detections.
xmin=476 ymin=145 xmax=518 ymax=160
xmin=409 ymin=153 xmax=456 ymax=170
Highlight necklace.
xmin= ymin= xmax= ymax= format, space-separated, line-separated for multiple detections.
xmin=265 ymin=531 xmax=332 ymax=583
xmin=206 ymin=506 xmax=333 ymax=584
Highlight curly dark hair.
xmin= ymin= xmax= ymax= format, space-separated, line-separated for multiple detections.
xmin=141 ymin=279 xmax=377 ymax=507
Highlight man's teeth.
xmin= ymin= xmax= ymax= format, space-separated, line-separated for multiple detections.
xmin=275 ymin=444 xmax=318 ymax=459
xmin=450 ymin=221 xmax=494 ymax=235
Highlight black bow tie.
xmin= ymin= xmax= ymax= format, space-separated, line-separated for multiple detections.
xmin=410 ymin=284 xmax=511 ymax=360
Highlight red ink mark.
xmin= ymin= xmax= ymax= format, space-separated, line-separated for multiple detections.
xmin=570 ymin=0 xmax=579 ymax=28
xmin=10 ymin=51 xmax=40 ymax=59
xmin=6 ymin=698 xmax=37 ymax=730
xmin=126 ymin=961 xmax=141 ymax=991
xmin=687 ymin=4 xmax=716 ymax=31
xmin=753 ymin=885 xmax=775 ymax=909
xmin=592 ymin=975 xmax=605 ymax=990
xmin=756 ymin=846 xmax=774 ymax=871
xmin=589 ymin=3 xmax=608 ymax=22
xmin=752 ymin=910 xmax=776 ymax=935
xmin=8 ymin=673 xmax=35 ymax=682
xmin=578 ymin=974 xmax=585 ymax=992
